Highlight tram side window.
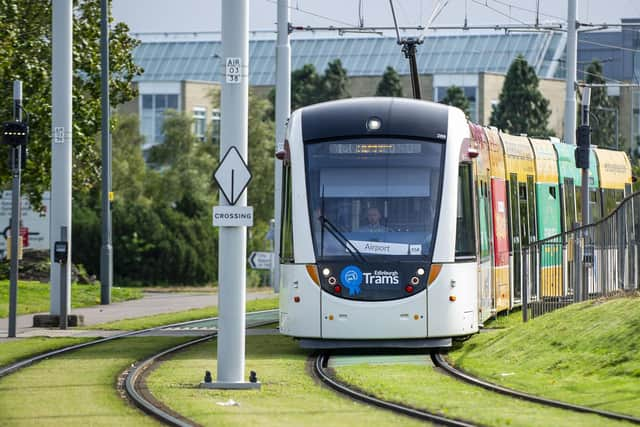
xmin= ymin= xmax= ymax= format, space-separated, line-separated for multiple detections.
xmin=280 ymin=163 xmax=294 ymax=263
xmin=455 ymin=163 xmax=476 ymax=258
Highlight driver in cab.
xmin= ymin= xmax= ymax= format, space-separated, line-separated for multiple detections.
xmin=360 ymin=206 xmax=388 ymax=232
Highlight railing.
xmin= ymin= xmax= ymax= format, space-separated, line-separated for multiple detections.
xmin=522 ymin=191 xmax=640 ymax=321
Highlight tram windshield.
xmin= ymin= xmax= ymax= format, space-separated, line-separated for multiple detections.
xmin=305 ymin=139 xmax=444 ymax=259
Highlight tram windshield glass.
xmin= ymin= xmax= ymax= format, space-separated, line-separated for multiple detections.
xmin=305 ymin=139 xmax=444 ymax=259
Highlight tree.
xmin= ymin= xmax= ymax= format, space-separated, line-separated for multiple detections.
xmin=291 ymin=64 xmax=322 ymax=111
xmin=321 ymin=59 xmax=350 ymax=101
xmin=440 ymin=85 xmax=470 ymax=117
xmin=111 ymin=114 xmax=147 ymax=204
xmin=584 ymin=60 xmax=622 ymax=150
xmin=0 ymin=0 xmax=142 ymax=204
xmin=490 ymin=55 xmax=553 ymax=137
xmin=288 ymin=60 xmax=351 ymax=111
xmin=375 ymin=66 xmax=403 ymax=97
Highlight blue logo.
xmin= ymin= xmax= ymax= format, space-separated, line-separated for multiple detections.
xmin=340 ymin=265 xmax=363 ymax=296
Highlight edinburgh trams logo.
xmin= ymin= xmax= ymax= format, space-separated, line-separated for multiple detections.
xmin=340 ymin=265 xmax=363 ymax=296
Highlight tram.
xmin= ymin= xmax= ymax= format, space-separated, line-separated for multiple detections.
xmin=276 ymin=97 xmax=632 ymax=349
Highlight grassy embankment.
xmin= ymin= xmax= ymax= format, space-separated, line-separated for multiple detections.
xmin=0 ymin=280 xmax=142 ymax=317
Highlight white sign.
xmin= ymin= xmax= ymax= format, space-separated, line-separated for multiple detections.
xmin=54 ymin=127 xmax=64 ymax=144
xmin=249 ymin=251 xmax=273 ymax=270
xmin=225 ymin=57 xmax=241 ymax=84
xmin=0 ymin=191 xmax=50 ymax=256
xmin=213 ymin=147 xmax=252 ymax=205
xmin=349 ymin=240 xmax=410 ymax=255
xmin=213 ymin=206 xmax=253 ymax=227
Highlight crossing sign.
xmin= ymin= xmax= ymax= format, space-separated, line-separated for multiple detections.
xmin=213 ymin=147 xmax=252 ymax=206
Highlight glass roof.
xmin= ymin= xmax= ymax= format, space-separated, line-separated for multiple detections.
xmin=134 ymin=32 xmax=566 ymax=85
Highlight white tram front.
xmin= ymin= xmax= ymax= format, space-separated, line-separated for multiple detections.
xmin=278 ymin=98 xmax=478 ymax=348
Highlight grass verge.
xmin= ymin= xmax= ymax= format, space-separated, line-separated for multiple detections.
xmin=86 ymin=297 xmax=279 ymax=331
xmin=146 ymin=334 xmax=425 ymax=427
xmin=0 ymin=336 xmax=188 ymax=427
xmin=0 ymin=337 xmax=90 ymax=367
xmin=448 ymin=296 xmax=640 ymax=416
xmin=335 ymin=358 xmax=629 ymax=426
xmin=0 ymin=280 xmax=142 ymax=317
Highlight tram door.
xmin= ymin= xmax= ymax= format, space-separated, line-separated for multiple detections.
xmin=562 ymin=178 xmax=577 ymax=295
xmin=507 ymin=173 xmax=522 ymax=305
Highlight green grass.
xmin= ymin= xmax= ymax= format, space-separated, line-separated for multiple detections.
xmin=146 ymin=334 xmax=425 ymax=427
xmin=335 ymin=361 xmax=629 ymax=426
xmin=0 ymin=336 xmax=190 ymax=426
xmin=448 ymin=296 xmax=640 ymax=416
xmin=0 ymin=280 xmax=142 ymax=317
xmin=0 ymin=337 xmax=91 ymax=367
xmin=87 ymin=297 xmax=279 ymax=331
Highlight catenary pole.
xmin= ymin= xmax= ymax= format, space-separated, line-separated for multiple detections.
xmin=563 ymin=0 xmax=578 ymax=145
xmin=8 ymin=80 xmax=23 ymax=338
xmin=274 ymin=0 xmax=291 ymax=293
xmin=100 ymin=0 xmax=112 ymax=304
xmin=215 ymin=0 xmax=251 ymax=387
xmin=51 ymin=0 xmax=72 ymax=317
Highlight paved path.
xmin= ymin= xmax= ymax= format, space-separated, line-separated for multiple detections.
xmin=0 ymin=289 xmax=276 ymax=339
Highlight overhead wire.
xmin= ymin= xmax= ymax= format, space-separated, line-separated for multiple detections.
xmin=264 ymin=0 xmax=358 ymax=28
xmin=470 ymin=0 xmax=529 ymax=25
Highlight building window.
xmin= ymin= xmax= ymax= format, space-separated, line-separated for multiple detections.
xmin=193 ymin=107 xmax=206 ymax=141
xmin=140 ymin=94 xmax=179 ymax=148
xmin=211 ymin=108 xmax=221 ymax=144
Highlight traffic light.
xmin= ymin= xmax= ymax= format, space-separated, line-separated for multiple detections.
xmin=575 ymin=124 xmax=590 ymax=169
xmin=1 ymin=121 xmax=28 ymax=147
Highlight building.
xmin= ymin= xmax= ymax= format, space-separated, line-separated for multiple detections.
xmin=578 ymin=18 xmax=640 ymax=151
xmin=124 ymin=25 xmax=638 ymax=152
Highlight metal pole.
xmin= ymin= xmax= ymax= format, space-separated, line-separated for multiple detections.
xmin=216 ymin=0 xmax=249 ymax=386
xmin=59 ymin=227 xmax=68 ymax=329
xmin=273 ymin=0 xmax=290 ymax=294
xmin=581 ymin=87 xmax=591 ymax=302
xmin=51 ymin=0 xmax=73 ymax=317
xmin=8 ymin=80 xmax=23 ymax=338
xmin=100 ymin=0 xmax=112 ymax=305
xmin=563 ymin=0 xmax=578 ymax=145
xmin=581 ymin=87 xmax=591 ymax=228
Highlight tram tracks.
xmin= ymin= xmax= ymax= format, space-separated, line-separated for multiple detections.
xmin=431 ymin=352 xmax=640 ymax=425
xmin=313 ymin=351 xmax=640 ymax=426
xmin=0 ymin=310 xmax=279 ymax=427
xmin=312 ymin=352 xmax=478 ymax=427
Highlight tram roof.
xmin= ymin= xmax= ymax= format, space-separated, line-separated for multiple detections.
xmin=133 ymin=32 xmax=566 ymax=85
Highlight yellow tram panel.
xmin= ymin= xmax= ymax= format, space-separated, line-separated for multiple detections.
xmin=528 ymin=138 xmax=559 ymax=184
xmin=499 ymin=133 xmax=536 ymax=179
xmin=485 ymin=127 xmax=506 ymax=180
xmin=593 ymin=148 xmax=632 ymax=190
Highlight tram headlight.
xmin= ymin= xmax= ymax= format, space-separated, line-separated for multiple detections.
xmin=322 ymin=268 xmax=331 ymax=277
xmin=328 ymin=276 xmax=337 ymax=285
xmin=416 ymin=267 xmax=425 ymax=276
xmin=366 ymin=117 xmax=382 ymax=131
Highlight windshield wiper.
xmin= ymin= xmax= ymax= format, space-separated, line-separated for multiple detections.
xmin=319 ymin=215 xmax=369 ymax=264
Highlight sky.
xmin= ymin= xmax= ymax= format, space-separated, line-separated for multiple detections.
xmin=112 ymin=0 xmax=640 ymax=38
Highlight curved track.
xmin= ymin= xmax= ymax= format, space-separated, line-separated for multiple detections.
xmin=0 ymin=309 xmax=279 ymax=427
xmin=313 ymin=352 xmax=478 ymax=427
xmin=431 ymin=353 xmax=640 ymax=425
xmin=125 ymin=311 xmax=278 ymax=427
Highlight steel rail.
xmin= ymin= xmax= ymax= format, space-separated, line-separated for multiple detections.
xmin=124 ymin=313 xmax=278 ymax=427
xmin=431 ymin=353 xmax=640 ymax=425
xmin=313 ymin=352 xmax=479 ymax=427
xmin=0 ymin=309 xmax=278 ymax=378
